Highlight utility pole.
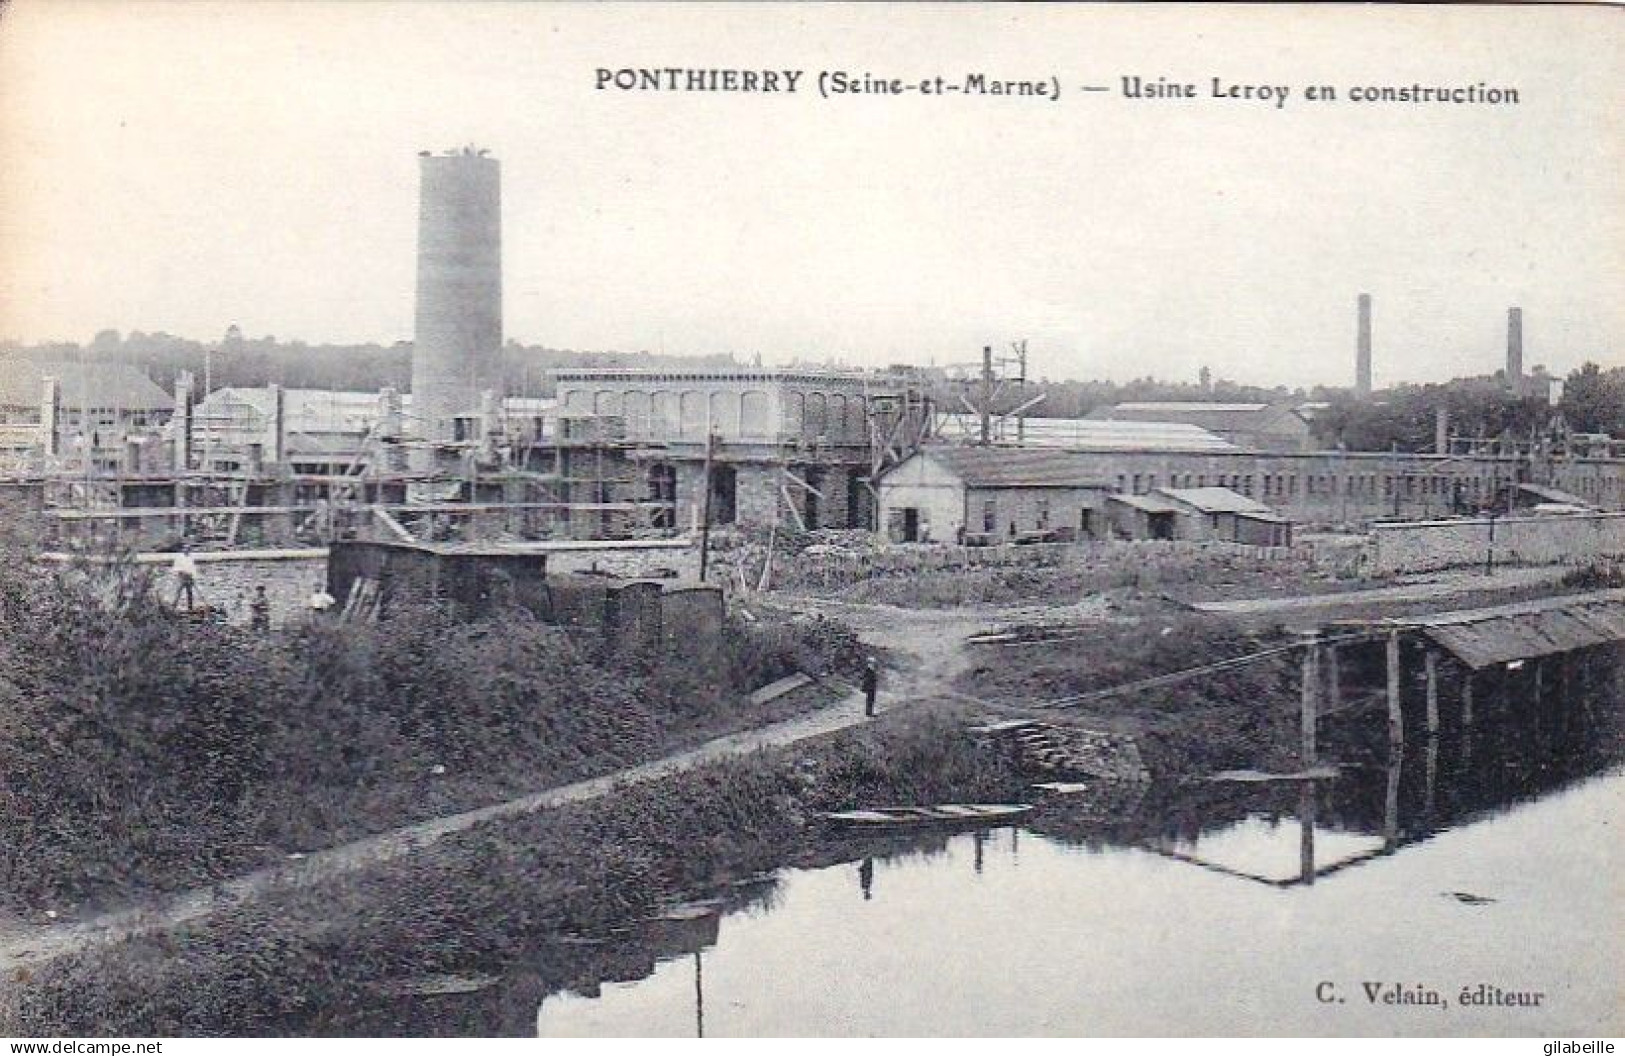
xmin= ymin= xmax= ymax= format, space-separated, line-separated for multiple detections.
xmin=1010 ymin=339 xmax=1028 ymax=445
xmin=698 ymin=429 xmax=716 ymax=581
xmin=978 ymin=345 xmax=993 ymax=446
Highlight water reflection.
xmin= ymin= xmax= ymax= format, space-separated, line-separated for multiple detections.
xmin=240 ymin=655 xmax=1618 ymax=1036
xmin=531 ymin=661 xmax=1620 ymax=1036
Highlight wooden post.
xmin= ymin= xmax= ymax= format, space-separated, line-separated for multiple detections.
xmin=1386 ymin=629 xmax=1404 ymax=751
xmin=698 ymin=430 xmax=716 ymax=582
xmin=1298 ymin=784 xmax=1317 ymax=886
xmin=694 ymin=951 xmax=704 ymax=1039
xmin=1529 ymin=658 xmax=1544 ymax=748
xmin=1424 ymin=649 xmax=1440 ymax=736
xmin=1461 ymin=670 xmax=1475 ymax=767
xmin=1425 ymin=735 xmax=1438 ymax=821
xmin=1299 ymin=630 xmax=1321 ymax=766
xmin=1383 ymin=753 xmax=1402 ymax=849
xmin=1325 ymin=644 xmax=1342 ymax=715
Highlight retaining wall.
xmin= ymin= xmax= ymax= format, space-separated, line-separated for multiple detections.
xmin=1371 ymin=512 xmax=1625 ymax=575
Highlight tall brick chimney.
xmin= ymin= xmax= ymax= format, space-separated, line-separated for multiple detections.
xmin=1506 ymin=307 xmax=1524 ymax=395
xmin=1355 ymin=294 xmax=1372 ymax=398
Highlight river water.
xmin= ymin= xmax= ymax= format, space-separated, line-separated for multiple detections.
xmin=531 ymin=679 xmax=1622 ymax=1037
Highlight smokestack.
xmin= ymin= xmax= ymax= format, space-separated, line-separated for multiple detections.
xmin=267 ymin=384 xmax=285 ymax=465
xmin=40 ymin=376 xmax=60 ymax=457
xmin=173 ymin=370 xmax=194 ymax=471
xmin=1355 ymin=293 xmax=1372 ymax=398
xmin=979 ymin=345 xmax=993 ymax=446
xmin=412 ymin=148 xmax=502 ymax=444
xmin=1435 ymin=405 xmax=1449 ymax=456
xmin=380 ymin=388 xmax=408 ymax=472
xmin=1506 ymin=307 xmax=1524 ymax=395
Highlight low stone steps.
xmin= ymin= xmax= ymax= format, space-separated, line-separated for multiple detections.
xmin=972 ymin=718 xmax=1151 ymax=784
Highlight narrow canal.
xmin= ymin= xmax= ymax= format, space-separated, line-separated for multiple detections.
xmin=528 ymin=675 xmax=1621 ymax=1037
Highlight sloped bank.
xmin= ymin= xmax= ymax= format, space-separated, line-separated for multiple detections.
xmin=3 ymin=708 xmax=1030 ymax=1037
xmin=0 ymin=552 xmax=866 ymax=917
xmin=956 ymin=597 xmax=1305 ymax=780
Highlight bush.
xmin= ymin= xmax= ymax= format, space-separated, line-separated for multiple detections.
xmin=0 ymin=548 xmax=863 ymax=913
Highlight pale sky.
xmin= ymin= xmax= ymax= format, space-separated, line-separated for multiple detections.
xmin=0 ymin=1 xmax=1619 ymax=387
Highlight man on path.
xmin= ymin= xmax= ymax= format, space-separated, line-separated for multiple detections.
xmin=307 ymin=582 xmax=337 ymax=619
xmin=861 ymin=656 xmax=880 ymax=718
xmin=171 ymin=546 xmax=198 ymax=611
xmin=249 ymin=585 xmax=271 ymax=632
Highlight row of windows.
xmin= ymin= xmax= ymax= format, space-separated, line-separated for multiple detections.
xmin=1114 ymin=469 xmax=1518 ymax=503
xmin=561 ymin=388 xmax=867 ymax=442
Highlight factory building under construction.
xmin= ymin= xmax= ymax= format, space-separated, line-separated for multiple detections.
xmin=0 ymin=148 xmax=1622 ymax=554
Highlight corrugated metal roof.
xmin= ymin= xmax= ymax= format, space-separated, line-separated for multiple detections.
xmin=918 ymin=446 xmax=1113 ymax=488
xmin=1156 ymin=486 xmax=1277 ymax=516
xmin=1114 ymin=402 xmax=1270 ymax=412
xmin=1108 ymin=493 xmax=1182 ymax=514
xmin=1086 ymin=401 xmax=1303 ymax=434
xmin=939 ymin=416 xmax=1241 ymax=453
xmin=1405 ymin=589 xmax=1625 ymax=669
xmin=1515 ymin=482 xmax=1592 ymax=509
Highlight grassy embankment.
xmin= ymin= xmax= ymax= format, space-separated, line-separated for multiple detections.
xmin=0 ymin=550 xmax=864 ymax=916
xmin=3 ymin=707 xmax=1026 ymax=1036
xmin=958 ymin=598 xmax=1305 ymax=777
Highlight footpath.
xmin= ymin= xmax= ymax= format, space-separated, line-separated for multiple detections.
xmin=1186 ymin=565 xmax=1567 ymax=615
xmin=0 ymin=690 xmax=887 ymax=973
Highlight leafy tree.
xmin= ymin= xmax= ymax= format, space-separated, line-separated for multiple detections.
xmin=1561 ymin=362 xmax=1625 ymax=435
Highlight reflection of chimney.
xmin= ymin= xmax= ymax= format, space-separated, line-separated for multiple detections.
xmin=1355 ymin=294 xmax=1372 ymax=398
xmin=1506 ymin=307 xmax=1523 ymax=394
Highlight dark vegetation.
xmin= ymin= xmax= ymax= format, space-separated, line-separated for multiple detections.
xmin=1560 ymin=557 xmax=1625 ymax=590
xmin=1 ymin=329 xmax=742 ymax=398
xmin=956 ymin=601 xmax=1303 ymax=777
xmin=0 ymin=551 xmax=863 ymax=915
xmin=3 ymin=710 xmax=1027 ymax=1036
xmin=9 ymin=331 xmax=1618 ymax=445
xmin=1310 ymin=364 xmax=1625 ymax=452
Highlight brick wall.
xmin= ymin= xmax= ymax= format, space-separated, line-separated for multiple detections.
xmin=1371 ymin=511 xmax=1625 ymax=575
xmin=1052 ymin=449 xmax=1625 ymax=525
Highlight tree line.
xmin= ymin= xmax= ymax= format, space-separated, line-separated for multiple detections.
xmin=4 ymin=330 xmax=1619 ymax=449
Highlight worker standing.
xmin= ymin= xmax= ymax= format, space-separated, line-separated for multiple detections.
xmin=861 ymin=656 xmax=879 ymax=718
xmin=307 ymin=582 xmax=337 ymax=619
xmin=249 ymin=585 xmax=271 ymax=632
xmin=171 ymin=545 xmax=198 ymax=611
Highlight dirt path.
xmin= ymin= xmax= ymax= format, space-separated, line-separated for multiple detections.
xmin=1 ymin=691 xmax=891 ymax=973
xmin=756 ymin=595 xmax=991 ymax=687
xmin=1187 ymin=566 xmax=1567 ymax=615
xmin=2 ymin=591 xmax=1024 ymax=974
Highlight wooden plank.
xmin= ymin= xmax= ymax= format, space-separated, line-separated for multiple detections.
xmin=747 ymin=673 xmax=813 ymax=706
xmin=1424 ymin=649 xmax=1440 ymax=735
xmin=1207 ymin=766 xmax=1341 ymax=784
xmin=1386 ymin=629 xmax=1404 ymax=750
xmin=1300 ymin=631 xmax=1320 ymax=766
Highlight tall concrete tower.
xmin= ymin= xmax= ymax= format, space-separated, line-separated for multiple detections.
xmin=412 ymin=148 xmax=502 ymax=442
xmin=1355 ymin=293 xmax=1373 ymax=398
xmin=1505 ymin=307 xmax=1524 ymax=395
